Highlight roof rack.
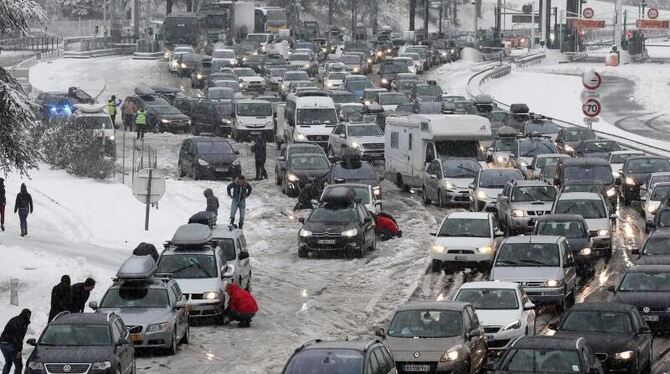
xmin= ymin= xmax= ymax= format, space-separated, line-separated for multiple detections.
xmin=295 ymin=339 xmax=322 ymax=352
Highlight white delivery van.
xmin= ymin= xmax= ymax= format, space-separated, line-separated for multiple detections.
xmin=283 ymin=92 xmax=338 ymax=148
xmin=232 ymin=99 xmax=274 ymax=141
xmin=384 ymin=114 xmax=493 ymax=190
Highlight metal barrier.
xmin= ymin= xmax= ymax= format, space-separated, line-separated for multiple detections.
xmin=514 ymin=52 xmax=546 ymax=68
xmin=0 ymin=36 xmax=61 ymax=51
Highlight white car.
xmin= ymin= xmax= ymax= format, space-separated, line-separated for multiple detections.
xmin=469 ymin=168 xmax=524 ymax=212
xmin=453 ymin=281 xmax=536 ymax=350
xmin=324 ymin=71 xmax=350 ymax=90
xmin=552 ymin=192 xmax=615 ymax=257
xmin=168 ymin=45 xmax=194 ymax=72
xmin=321 ymin=183 xmax=381 ymax=213
xmin=644 ymin=182 xmax=670 ymax=230
xmin=211 ymin=225 xmax=252 ymax=290
xmin=233 ymin=67 xmax=266 ymax=92
xmin=609 ymin=150 xmax=644 ymax=178
xmin=641 ymin=171 xmax=670 ymax=202
xmin=524 ymin=153 xmax=571 ymax=180
xmin=398 ymin=53 xmax=424 ymax=73
xmin=430 ymin=212 xmax=502 ymax=272
xmin=327 ymin=122 xmax=385 ymax=160
xmin=211 ymin=48 xmax=237 ymax=67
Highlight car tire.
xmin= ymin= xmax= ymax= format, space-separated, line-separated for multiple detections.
xmin=178 ymin=163 xmax=185 ymax=178
xmin=180 ymin=323 xmax=190 ymax=344
xmin=431 ymin=259 xmax=442 ymax=272
xmin=167 ymin=331 xmax=178 ymax=355
xmin=397 ymin=174 xmax=409 ymax=192
xmin=369 ymin=235 xmax=376 ymax=251
xmin=422 ymin=186 xmax=431 ymax=205
xmin=298 ymin=247 xmax=309 ymax=258
xmin=192 ymin=126 xmax=200 ymax=136
xmin=353 ymin=247 xmax=365 ymax=258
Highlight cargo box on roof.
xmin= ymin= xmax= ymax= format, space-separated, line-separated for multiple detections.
xmin=171 ymin=223 xmax=213 ymax=246
xmin=116 ymin=255 xmax=157 ymax=279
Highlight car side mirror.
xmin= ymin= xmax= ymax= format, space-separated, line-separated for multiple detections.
xmin=88 ymin=300 xmax=99 ymax=310
xmin=429 ymin=174 xmax=437 ymax=180
xmin=547 ymin=321 xmax=559 ymax=330
xmin=430 ymin=231 xmax=437 ymax=236
xmin=615 ymin=177 xmax=621 ymax=185
xmin=27 ymin=338 xmax=37 ymax=346
xmin=499 ymin=195 xmax=509 ymax=203
xmin=174 ymin=300 xmax=187 ymax=310
xmin=278 ymin=156 xmax=285 ymax=161
xmin=610 ymin=213 xmax=618 ymax=221
xmin=117 ymin=338 xmax=130 ymax=346
xmin=374 ymin=327 xmax=386 ymax=339
xmin=526 ymin=165 xmax=534 ymax=170
xmin=640 ymin=325 xmax=652 ymax=334
xmin=239 ymin=251 xmax=250 ymax=260
xmin=606 ymin=285 xmax=616 ymax=293
xmin=222 ymin=265 xmax=234 ymax=278
xmin=466 ymin=329 xmax=482 ymax=339
xmin=298 ymin=217 xmax=305 ymax=224
xmin=494 ymin=229 xmax=504 ymax=237
xmin=234 ymin=150 xmax=240 ymax=155
xmin=631 ymin=248 xmax=640 ymax=255
xmin=523 ymin=301 xmax=535 ymax=310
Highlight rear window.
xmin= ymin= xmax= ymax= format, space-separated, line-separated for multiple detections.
xmin=554 ymin=199 xmax=606 ymax=219
xmin=283 ymin=349 xmax=364 ymax=374
xmin=479 ymin=170 xmax=523 ymax=188
xmin=535 ymin=221 xmax=585 ymax=238
xmin=627 ymin=158 xmax=670 ymax=174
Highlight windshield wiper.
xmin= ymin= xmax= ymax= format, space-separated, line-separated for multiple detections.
xmin=457 ymin=165 xmax=477 ymax=174
xmin=518 ymin=259 xmax=551 ymax=265
xmin=496 ymin=260 xmax=521 ymax=266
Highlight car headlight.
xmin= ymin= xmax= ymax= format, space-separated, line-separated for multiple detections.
xmin=28 ymin=362 xmax=44 ymax=370
xmin=478 ymin=246 xmax=493 ymax=254
xmin=107 ymin=135 xmax=115 ymax=141
xmin=519 ymin=161 xmax=528 ymax=167
xmin=230 ymin=59 xmax=237 ymax=65
xmin=387 ymin=48 xmax=392 ymax=53
xmin=512 ymin=209 xmax=525 ymax=217
xmin=239 ymin=83 xmax=244 ymax=88
xmin=203 ymin=291 xmax=220 ymax=300
xmin=198 ymin=159 xmax=209 ymax=166
xmin=164 ymin=51 xmax=170 ymax=59
xmin=373 ymin=186 xmax=381 ymax=196
xmin=197 ymin=73 xmax=203 ymax=79
xmin=598 ymin=229 xmax=610 ymax=237
xmin=648 ymin=205 xmax=658 ymax=214
xmin=161 ymin=118 xmax=170 ymax=124
xmin=180 ymin=63 xmax=187 ymax=68
xmin=341 ymin=228 xmax=358 ymax=237
xmin=432 ymin=244 xmax=445 ymax=253
xmin=476 ymin=190 xmax=487 ymax=200
xmin=606 ymin=187 xmax=616 ymax=197
xmin=381 ymin=78 xmax=388 ymax=84
xmin=232 ymin=159 xmax=241 ymax=166
xmin=299 ymin=229 xmax=313 ymax=237
xmin=327 ymin=82 xmax=333 ymax=87
xmin=364 ymin=100 xmax=372 ymax=106
xmin=351 ymin=142 xmax=361 ymax=148
xmin=496 ymin=156 xmax=505 ymax=163
xmin=376 ymin=51 xmax=383 ymax=57
xmin=614 ymin=351 xmax=634 ymax=360
xmin=612 ymin=170 xmax=619 ymax=177
xmin=580 ymin=247 xmax=592 ymax=256
xmin=445 ymin=181 xmax=456 ymax=190
xmin=146 ymin=322 xmax=169 ymax=333
xmin=353 ymin=67 xmax=359 ymax=73
xmin=367 ymin=58 xmax=373 ymax=64
xmin=287 ymin=172 xmax=300 ymax=182
xmin=502 ymin=320 xmax=521 ymax=331
xmin=564 ymin=145 xmax=574 ymax=152
xmin=303 ymin=63 xmax=311 ymax=69
xmin=296 ymin=133 xmax=307 ymax=141
xmin=545 ymin=279 xmax=562 ymax=287
xmin=441 ymin=51 xmax=447 ymax=56
xmin=91 ymin=361 xmax=112 ymax=370
xmin=439 ymin=345 xmax=462 ymax=362
xmin=625 ymin=176 xmax=636 ymax=185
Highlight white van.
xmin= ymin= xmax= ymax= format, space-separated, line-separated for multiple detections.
xmin=232 ymin=99 xmax=274 ymax=141
xmin=280 ymin=93 xmax=338 ymax=148
xmin=384 ymin=114 xmax=492 ymax=190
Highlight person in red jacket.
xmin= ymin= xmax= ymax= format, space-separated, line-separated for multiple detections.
xmin=373 ymin=212 xmax=402 ymax=241
xmin=225 ymin=282 xmax=258 ymax=328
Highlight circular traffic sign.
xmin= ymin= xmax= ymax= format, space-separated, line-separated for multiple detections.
xmin=132 ymin=168 xmax=166 ymax=204
xmin=648 ymin=8 xmax=659 ymax=19
xmin=582 ymin=7 xmax=595 ymax=19
xmin=582 ymin=99 xmax=602 ymax=118
xmin=582 ymin=70 xmax=602 ymax=90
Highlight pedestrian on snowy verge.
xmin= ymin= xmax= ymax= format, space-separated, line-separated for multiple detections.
xmin=0 ymin=178 xmax=6 ymax=232
xmin=70 ymin=278 xmax=96 ymax=313
xmin=251 ymin=135 xmax=267 ymax=180
xmin=227 ymin=176 xmax=252 ymax=229
xmin=0 ymin=308 xmax=31 ymax=374
xmin=225 ymin=282 xmax=258 ymax=328
xmin=48 ymin=275 xmax=71 ymax=322
xmin=13 ymin=183 xmax=32 ymax=237
xmin=204 ymin=188 xmax=219 ymax=217
xmin=134 ymin=107 xmax=148 ymax=140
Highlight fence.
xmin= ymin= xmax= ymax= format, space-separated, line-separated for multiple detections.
xmin=116 ymin=131 xmax=159 ymax=186
xmin=0 ymin=36 xmax=61 ymax=51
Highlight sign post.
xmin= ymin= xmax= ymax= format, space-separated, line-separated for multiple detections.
xmin=132 ymin=168 xmax=166 ymax=231
xmin=581 ymin=70 xmax=603 ymax=128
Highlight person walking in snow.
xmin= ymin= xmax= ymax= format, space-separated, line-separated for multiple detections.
xmin=48 ymin=275 xmax=71 ymax=322
xmin=0 ymin=309 xmax=31 ymax=374
xmin=107 ymin=95 xmax=122 ymax=129
xmin=251 ymin=135 xmax=267 ymax=180
xmin=134 ymin=107 xmax=148 ymax=140
xmin=70 ymin=278 xmax=96 ymax=313
xmin=204 ymin=188 xmax=219 ymax=218
xmin=0 ymin=178 xmax=6 ymax=232
xmin=120 ymin=97 xmax=137 ymax=131
xmin=225 ymin=282 xmax=258 ymax=328
xmin=227 ymin=176 xmax=252 ymax=229
xmin=13 ymin=184 xmax=32 ymax=237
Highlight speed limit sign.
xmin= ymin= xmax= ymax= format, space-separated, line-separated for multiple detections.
xmin=582 ymin=7 xmax=595 ymax=19
xmin=582 ymin=99 xmax=602 ymax=118
xmin=648 ymin=8 xmax=659 ymax=19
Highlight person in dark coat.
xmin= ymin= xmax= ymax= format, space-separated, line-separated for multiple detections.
xmin=225 ymin=283 xmax=258 ymax=328
xmin=227 ymin=176 xmax=252 ymax=229
xmin=70 ymin=278 xmax=96 ymax=313
xmin=0 ymin=178 xmax=5 ymax=232
xmin=13 ymin=184 xmax=32 ymax=237
xmin=204 ymin=188 xmax=219 ymax=217
xmin=0 ymin=308 xmax=31 ymax=374
xmin=48 ymin=275 xmax=71 ymax=322
xmin=251 ymin=135 xmax=267 ymax=180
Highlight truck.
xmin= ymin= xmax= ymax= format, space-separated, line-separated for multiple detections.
xmin=163 ymin=12 xmax=202 ymax=48
xmin=234 ymin=1 xmax=255 ymax=40
xmin=196 ymin=0 xmax=230 ymax=43
xmin=301 ymin=21 xmax=320 ymax=41
xmin=384 ymin=114 xmax=493 ymax=190
xmin=254 ymin=7 xmax=288 ymax=33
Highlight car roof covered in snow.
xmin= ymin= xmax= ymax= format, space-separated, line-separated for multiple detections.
xmin=171 ymin=224 xmax=213 ymax=246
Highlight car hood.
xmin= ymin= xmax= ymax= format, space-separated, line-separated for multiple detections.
xmin=434 ymin=236 xmax=491 ymax=249
xmin=510 ymin=201 xmax=554 ymax=211
xmin=174 ymin=277 xmax=221 ymax=294
xmin=582 ymin=152 xmax=611 ymax=160
xmin=382 ymin=104 xmax=398 ymax=111
xmin=303 ymin=221 xmax=354 ymax=234
xmin=444 ymin=178 xmax=474 ymax=189
xmin=628 ymin=173 xmax=652 ymax=184
xmin=477 ymin=188 xmax=503 ymax=200
xmin=566 ymin=237 xmax=589 ymax=252
xmin=613 ymin=291 xmax=670 ymax=309
xmin=351 ymin=135 xmax=384 ymax=143
xmin=554 ymin=331 xmax=634 ymax=354
xmin=491 ymin=266 xmax=561 ymax=282
xmin=156 ymin=113 xmax=189 ymax=121
xmin=237 ymin=116 xmax=272 ymax=125
xmin=332 ymin=177 xmax=378 ymax=187
xmin=96 ymin=307 xmax=175 ymax=326
xmin=477 ymin=309 xmax=522 ymax=328
xmin=30 ymin=345 xmax=114 ymax=364
xmin=385 ymin=335 xmax=464 ymax=361
xmin=198 ymin=153 xmax=239 ymax=164
xmin=239 ymin=76 xmax=265 ymax=83
xmin=584 ymin=218 xmax=610 ymax=232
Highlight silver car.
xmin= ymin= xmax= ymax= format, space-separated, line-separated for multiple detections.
xmin=211 ymin=225 xmax=252 ymax=291
xmin=469 ymin=168 xmax=524 ymax=212
xmin=552 ymin=192 xmax=615 ymax=257
xmin=496 ymin=179 xmax=557 ymax=235
xmin=423 ymin=158 xmax=481 ymax=207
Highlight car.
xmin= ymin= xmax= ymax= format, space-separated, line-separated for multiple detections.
xmin=211 ymin=48 xmax=237 ymax=67
xmin=211 ymin=225 xmax=252 ymax=290
xmin=156 ymin=224 xmax=234 ymax=323
xmin=504 ymin=105 xmax=531 ymax=133
xmin=343 ymin=74 xmax=373 ymax=100
xmin=146 ymin=104 xmax=191 ymax=133
xmin=640 ymin=171 xmax=670 ymax=203
xmin=469 ymin=168 xmax=525 ymax=213
xmin=266 ymin=67 xmax=288 ymax=90
xmin=321 ymin=183 xmax=381 ymax=213
xmin=343 ymin=51 xmax=371 ymax=73
xmin=275 ymin=143 xmax=327 ymax=185
xmin=486 ymin=336 xmax=604 ymax=374
xmin=233 ymin=67 xmax=266 ymax=92
xmin=279 ymin=70 xmax=311 ymax=98
xmin=297 ymin=187 xmax=376 ymax=258
xmin=240 ymin=53 xmax=265 ymax=74
xmin=317 ymin=61 xmax=347 ymax=82
xmin=532 ymin=214 xmax=596 ymax=277
xmin=448 ymin=100 xmax=477 ymax=115
xmin=423 ymin=158 xmax=482 ymax=207
xmin=377 ymin=92 xmax=411 ymax=111
xmin=91 ymin=255 xmax=189 ymax=353
xmin=327 ymin=159 xmax=381 ymax=194
xmin=489 ymin=110 xmax=509 ymax=135
xmin=486 ymin=129 xmax=518 ymax=167
xmin=397 ymin=53 xmax=423 ymax=73
xmin=523 ymin=118 xmax=560 ymax=141
xmin=654 ymin=206 xmax=670 ymax=231
xmin=555 ymin=127 xmax=597 ymax=155
xmin=430 ymin=212 xmax=502 ymax=272
xmin=25 ymin=312 xmax=136 ymax=374
xmin=362 ymin=88 xmax=387 ymax=106
xmin=178 ymin=138 xmax=241 ymax=180
xmin=618 ymin=156 xmax=670 ymax=206
xmin=555 ymin=158 xmax=617 ymax=209
xmin=609 ymin=150 xmax=645 ymax=179
xmin=327 ymin=122 xmax=385 ymax=160
xmin=205 ymin=87 xmax=236 ymax=100
xmin=402 ymin=45 xmax=431 ymax=69
xmin=524 ymin=153 xmax=571 ymax=180
xmin=607 ymin=265 xmax=670 ymax=333
xmin=282 ymin=152 xmax=331 ymax=197
xmin=339 ymin=53 xmax=365 ymax=74
xmin=474 ymin=95 xmax=497 ymax=117
xmin=376 ymin=301 xmax=488 ymax=374
xmin=410 ymin=82 xmax=443 ymax=102
xmin=176 ymin=53 xmax=202 ymax=77
xmin=453 ymin=281 xmax=536 ymax=351
xmin=287 ymin=80 xmax=317 ymax=95
xmin=551 ymin=303 xmax=652 ymax=374
xmin=190 ymin=99 xmax=233 ymax=136
xmin=70 ymin=104 xmax=116 ymax=156
xmin=574 ymin=139 xmax=622 ymax=159
xmin=537 ymin=163 xmax=558 ymax=184
xmin=191 ymin=59 xmax=212 ymax=88
xmin=378 ymin=59 xmax=410 ymax=89
xmin=231 ymin=99 xmax=274 ymax=141
xmin=552 ymin=192 xmax=615 ymax=257
xmin=489 ymin=235 xmax=577 ymax=310
xmin=633 ymin=229 xmax=670 ymax=264
xmin=281 ymin=339 xmax=397 ymax=374
xmin=514 ymin=136 xmax=558 ymax=169
xmin=496 ymin=180 xmax=557 ymax=235
xmin=288 ymin=52 xmax=317 ymax=75
xmin=330 ymin=90 xmax=360 ymax=108
xmin=173 ymin=96 xmax=201 ymax=119
xmin=394 ymin=79 xmax=419 ymax=97
xmin=168 ymin=45 xmax=194 ymax=72
xmin=643 ymin=182 xmax=670 ymax=231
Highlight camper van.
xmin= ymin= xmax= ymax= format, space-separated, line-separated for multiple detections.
xmin=232 ymin=99 xmax=274 ymax=141
xmin=279 ymin=93 xmax=338 ymax=148
xmin=384 ymin=114 xmax=493 ymax=190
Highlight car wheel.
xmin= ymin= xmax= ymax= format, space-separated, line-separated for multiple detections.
xmin=353 ymin=247 xmax=365 ymax=258
xmin=431 ymin=259 xmax=442 ymax=272
xmin=298 ymin=247 xmax=309 ymax=258
xmin=167 ymin=331 xmax=178 ymax=355
xmin=178 ymin=162 xmax=185 ymax=178
xmin=369 ymin=234 xmax=376 ymax=251
xmin=180 ymin=323 xmax=190 ymax=344
xmin=397 ymin=174 xmax=409 ymax=192
xmin=437 ymin=190 xmax=445 ymax=208
xmin=422 ymin=186 xmax=431 ymax=205
xmin=191 ymin=167 xmax=199 ymax=181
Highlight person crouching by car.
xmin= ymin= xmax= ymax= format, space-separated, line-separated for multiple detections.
xmin=225 ymin=282 xmax=258 ymax=328
xmin=373 ymin=212 xmax=402 ymax=241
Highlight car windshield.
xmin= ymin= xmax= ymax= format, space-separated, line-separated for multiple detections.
xmin=554 ymin=199 xmax=606 ymax=219
xmin=153 ymin=105 xmax=182 ymax=115
xmin=619 ymin=271 xmax=670 ymax=292
xmin=650 ymin=175 xmax=670 ymax=188
xmin=40 ymin=324 xmax=111 ymax=346
xmin=309 ymin=206 xmax=357 ymax=222
xmin=346 ymin=81 xmax=373 ymax=90
xmin=563 ymin=166 xmax=614 ymax=184
xmin=340 ymin=55 xmax=361 ymax=64
xmin=101 ymin=287 xmax=169 ymax=308
xmin=348 ymin=125 xmax=382 ymax=137
xmin=297 ymin=108 xmax=338 ymax=125
xmin=379 ymin=94 xmax=410 ymax=105
xmin=388 ymin=310 xmax=462 ymax=338
xmin=438 ymin=218 xmax=490 ymax=238
xmin=325 ymin=186 xmax=371 ymax=204
xmin=208 ymin=89 xmax=234 ymax=100
xmin=290 ymin=53 xmax=310 ymax=62
xmin=270 ymin=69 xmax=287 ymax=77
xmin=156 ymin=253 xmax=217 ymax=279
xmin=290 ymin=155 xmax=330 ymax=170
xmin=285 ymin=72 xmax=309 ymax=81
xmin=642 ymin=236 xmax=670 ymax=255
xmin=443 ymin=159 xmax=481 ymax=178
xmin=213 ymin=50 xmax=235 ymax=59
xmin=283 ymin=349 xmax=364 ymax=374
xmin=443 ymin=95 xmax=467 ymax=103
xmin=332 ymin=162 xmax=377 ymax=181
xmin=536 ymin=221 xmax=585 ymax=239
xmin=197 ymin=141 xmax=233 ymax=154
xmin=416 ymin=85 xmax=442 ymax=96
xmin=564 ymin=129 xmax=596 ymax=142
xmin=526 ymin=122 xmax=560 ymax=134
xmin=479 ymin=170 xmax=523 ymax=188
xmin=581 ymin=141 xmax=621 ymax=153
xmin=236 ymin=102 xmax=272 ymax=116
xmin=611 ymin=153 xmax=643 ymax=163
xmin=659 ymin=210 xmax=670 ymax=228
xmin=518 ymin=140 xmax=557 ymax=157
xmin=511 ymin=186 xmax=556 ymax=202
xmin=535 ymin=156 xmax=564 ymax=169
xmin=288 ymin=147 xmax=323 ymax=157
xmin=455 ymin=289 xmax=519 ymax=310
xmin=494 ymin=139 xmax=516 ymax=152
xmin=495 ymin=243 xmax=560 ymax=267
xmin=332 ymin=93 xmax=358 ymax=104
xmin=174 ymin=47 xmax=193 ymax=54
xmin=382 ymin=61 xmax=409 ymax=74
xmin=504 ymin=349 xmax=581 ymax=373
xmin=329 ymin=72 xmax=349 ymax=80
xmin=627 ymin=159 xmax=670 ymax=174
xmin=561 ymin=311 xmax=633 ymax=333
xmin=74 ymin=116 xmax=114 ymax=130
xmin=246 ymin=34 xmax=268 ymax=43
xmin=651 ymin=185 xmax=670 ymax=200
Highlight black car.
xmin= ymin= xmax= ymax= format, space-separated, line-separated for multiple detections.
xmin=276 ymin=143 xmax=327 ymax=186
xmin=532 ymin=214 xmax=596 ymax=276
xmin=297 ymin=186 xmax=376 ymax=258
xmin=607 ymin=265 xmax=670 ymax=333
xmin=191 ymin=100 xmax=233 ymax=136
xmin=487 ymin=336 xmax=603 ymax=374
xmin=176 ymin=53 xmax=203 ymax=77
xmin=282 ymin=339 xmax=396 ymax=374
xmin=378 ymin=59 xmax=409 ymax=89
xmin=619 ymin=156 xmax=670 ymax=206
xmin=410 ymin=82 xmax=443 ymax=102
xmin=178 ymin=138 xmax=241 ymax=180
xmin=329 ymin=90 xmax=359 ymax=108
xmin=25 ymin=312 xmax=135 ymax=374
xmin=555 ymin=158 xmax=617 ymax=209
xmin=191 ymin=60 xmax=213 ymax=88
xmin=241 ymin=54 xmax=266 ymax=74
xmin=551 ymin=303 xmax=652 ymax=374
xmin=555 ymin=127 xmax=597 ymax=155
xmin=281 ymin=153 xmax=331 ymax=197
xmin=150 ymin=85 xmax=183 ymax=106
xmin=574 ymin=140 xmax=622 ymax=160
xmin=173 ymin=96 xmax=202 ymax=119
xmin=146 ymin=104 xmax=191 ymax=133
xmin=328 ymin=160 xmax=381 ymax=197
xmin=633 ymin=229 xmax=670 ymax=265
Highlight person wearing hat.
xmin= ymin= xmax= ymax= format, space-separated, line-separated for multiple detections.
xmin=13 ymin=183 xmax=32 ymax=237
xmin=0 ymin=308 xmax=31 ymax=374
xmin=0 ymin=178 xmax=5 ymax=232
xmin=107 ymin=95 xmax=121 ymax=128
xmin=134 ymin=107 xmax=148 ymax=140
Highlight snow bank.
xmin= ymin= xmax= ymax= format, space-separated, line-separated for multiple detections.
xmin=461 ymin=47 xmax=484 ymax=62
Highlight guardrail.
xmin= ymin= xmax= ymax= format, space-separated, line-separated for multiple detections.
xmin=514 ymin=52 xmax=546 ymax=68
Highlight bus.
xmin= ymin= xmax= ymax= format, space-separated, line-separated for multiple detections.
xmin=197 ymin=0 xmax=230 ymax=43
xmin=163 ymin=12 xmax=204 ymax=49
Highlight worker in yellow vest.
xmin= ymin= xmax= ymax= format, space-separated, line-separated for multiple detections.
xmin=134 ymin=107 xmax=148 ymax=140
xmin=107 ymin=95 xmax=121 ymax=128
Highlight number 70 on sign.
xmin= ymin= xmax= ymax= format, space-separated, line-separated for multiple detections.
xmin=582 ymin=99 xmax=601 ymax=117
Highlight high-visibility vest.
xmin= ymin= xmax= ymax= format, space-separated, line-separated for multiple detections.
xmin=136 ymin=110 xmax=147 ymax=125
xmin=107 ymin=100 xmax=117 ymax=115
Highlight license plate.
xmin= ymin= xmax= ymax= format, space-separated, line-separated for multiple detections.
xmin=403 ymin=365 xmax=430 ymax=372
xmin=129 ymin=334 xmax=141 ymax=343
xmin=251 ymin=132 xmax=261 ymax=136
xmin=318 ymin=239 xmax=336 ymax=245
xmin=643 ymin=315 xmax=659 ymax=322
xmin=216 ymin=167 xmax=229 ymax=172
xmin=454 ymin=255 xmax=467 ymax=261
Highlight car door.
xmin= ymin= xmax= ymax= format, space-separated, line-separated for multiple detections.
xmin=170 ymin=283 xmax=187 ymax=338
xmin=561 ymin=241 xmax=577 ymax=292
xmin=237 ymin=236 xmax=251 ymax=288
xmin=464 ymin=306 xmax=486 ymax=370
xmin=379 ymin=346 xmax=398 ymax=374
xmin=497 ymin=184 xmax=511 ymax=223
xmin=277 ymin=146 xmax=288 ymax=177
xmin=632 ymin=309 xmax=653 ymax=367
xmin=423 ymin=160 xmax=437 ymax=199
xmin=183 ymin=140 xmax=195 ymax=172
xmin=331 ymin=124 xmax=343 ymax=153
xmin=113 ymin=319 xmax=133 ymax=373
xmin=179 ymin=140 xmax=190 ymax=174
xmin=518 ymin=285 xmax=536 ymax=334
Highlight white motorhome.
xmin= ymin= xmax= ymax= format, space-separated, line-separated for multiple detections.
xmin=384 ymin=114 xmax=492 ymax=190
xmin=280 ymin=93 xmax=338 ymax=148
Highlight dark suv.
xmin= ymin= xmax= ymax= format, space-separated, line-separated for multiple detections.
xmin=282 ymin=339 xmax=397 ymax=374
xmin=619 ymin=156 xmax=670 ymax=206
xmin=191 ymin=100 xmax=234 ymax=136
xmin=555 ymin=158 xmax=616 ymax=209
xmin=26 ymin=312 xmax=135 ymax=374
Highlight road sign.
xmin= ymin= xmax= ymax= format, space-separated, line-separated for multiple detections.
xmin=571 ymin=19 xmax=606 ymax=29
xmin=132 ymin=168 xmax=166 ymax=231
xmin=584 ymin=117 xmax=600 ymax=123
xmin=582 ymin=99 xmax=602 ymax=118
xmin=582 ymin=70 xmax=603 ymax=90
xmin=511 ymin=14 xmax=541 ymax=24
xmin=580 ymin=90 xmax=600 ymax=103
xmin=648 ymin=8 xmax=659 ymax=19
xmin=582 ymin=7 xmax=595 ymax=19
xmin=637 ymin=19 xmax=669 ymax=29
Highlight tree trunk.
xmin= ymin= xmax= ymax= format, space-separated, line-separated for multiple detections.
xmin=185 ymin=0 xmax=192 ymax=12
xmin=166 ymin=0 xmax=173 ymax=15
